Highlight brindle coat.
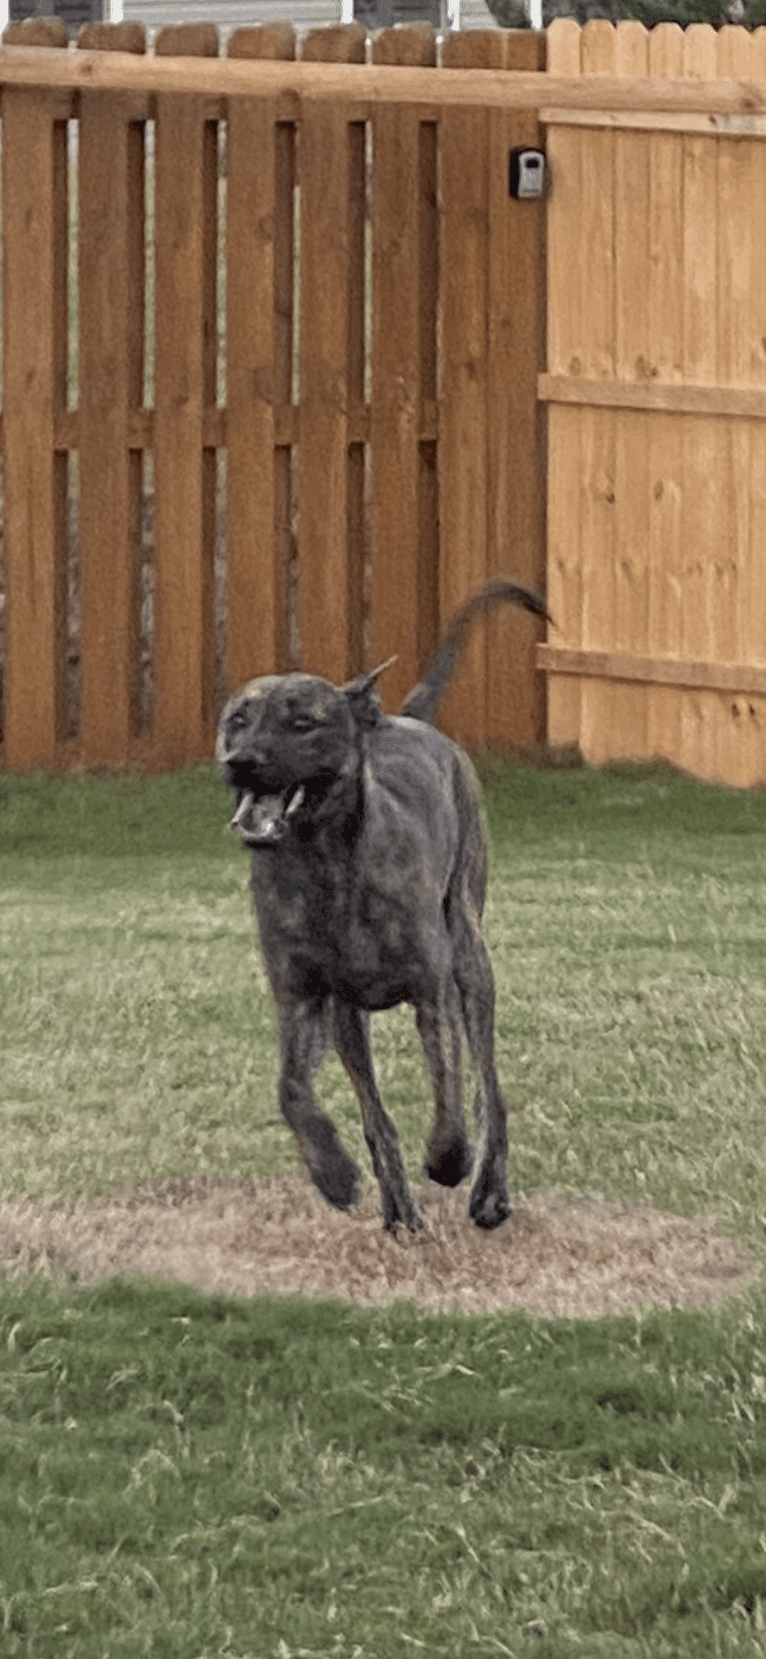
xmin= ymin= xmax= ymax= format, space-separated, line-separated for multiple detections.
xmin=217 ymin=579 xmax=550 ymax=1232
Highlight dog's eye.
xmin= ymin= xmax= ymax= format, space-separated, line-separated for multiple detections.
xmin=289 ymin=713 xmax=316 ymax=733
xmin=228 ymin=709 xmax=248 ymax=732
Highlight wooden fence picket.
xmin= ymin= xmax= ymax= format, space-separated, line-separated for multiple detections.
xmin=644 ymin=23 xmax=684 ymax=773
xmin=485 ymin=27 xmax=547 ymax=747
xmin=438 ymin=32 xmax=494 ymax=745
xmin=368 ymin=25 xmax=437 ymax=711
xmin=2 ymin=85 xmax=69 ymax=768
xmin=296 ymin=25 xmax=366 ymax=687
xmin=78 ymin=87 xmax=146 ymax=762
xmin=153 ymin=34 xmax=219 ymax=765
xmin=226 ymin=24 xmax=296 ymax=695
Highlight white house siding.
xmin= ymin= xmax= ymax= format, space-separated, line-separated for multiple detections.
xmin=122 ymin=0 xmax=497 ymax=39
xmin=452 ymin=0 xmax=497 ymax=26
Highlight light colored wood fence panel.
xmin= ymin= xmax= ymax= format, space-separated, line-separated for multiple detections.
xmin=646 ymin=412 xmax=684 ymax=766
xmin=78 ymin=92 xmax=145 ymax=763
xmin=542 ymin=18 xmax=766 ymax=788
xmin=679 ymin=33 xmax=745 ymax=784
xmin=609 ymin=23 xmax=651 ymax=763
xmin=577 ymin=407 xmax=615 ymax=766
xmin=2 ymin=90 xmax=68 ymax=769
xmin=645 ymin=23 xmax=684 ymax=768
xmin=153 ymin=89 xmax=218 ymax=765
xmin=545 ymin=24 xmax=582 ymax=751
xmin=712 ymin=27 xmax=766 ymax=783
xmin=578 ymin=22 xmax=617 ymax=385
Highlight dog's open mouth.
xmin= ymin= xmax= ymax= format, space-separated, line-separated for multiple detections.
xmin=231 ymin=784 xmax=306 ymax=847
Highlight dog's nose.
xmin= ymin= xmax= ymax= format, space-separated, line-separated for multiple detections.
xmin=221 ymin=741 xmax=269 ymax=770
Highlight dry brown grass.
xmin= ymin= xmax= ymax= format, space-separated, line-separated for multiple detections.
xmin=0 ymin=1175 xmax=753 ymax=1319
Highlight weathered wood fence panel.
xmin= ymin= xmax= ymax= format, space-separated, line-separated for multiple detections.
xmin=539 ymin=18 xmax=766 ymax=790
xmin=0 ymin=20 xmax=548 ymax=771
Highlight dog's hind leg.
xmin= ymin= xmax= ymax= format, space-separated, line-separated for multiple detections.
xmin=416 ymin=983 xmax=474 ymax=1188
xmin=451 ymin=912 xmax=512 ymax=1231
xmin=277 ymin=997 xmax=363 ymax=1212
xmin=332 ymin=1003 xmax=424 ymax=1233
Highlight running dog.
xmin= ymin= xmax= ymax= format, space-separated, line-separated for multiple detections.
xmin=218 ymin=578 xmax=550 ymax=1232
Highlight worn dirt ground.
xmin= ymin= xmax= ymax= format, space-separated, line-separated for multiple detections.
xmin=0 ymin=1176 xmax=755 ymax=1317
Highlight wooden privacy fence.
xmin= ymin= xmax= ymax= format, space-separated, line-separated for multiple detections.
xmin=0 ymin=20 xmax=548 ymax=771
xmin=3 ymin=20 xmax=766 ymax=787
xmin=539 ymin=19 xmax=766 ymax=790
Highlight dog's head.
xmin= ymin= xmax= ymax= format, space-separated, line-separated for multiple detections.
xmin=217 ymin=665 xmax=393 ymax=848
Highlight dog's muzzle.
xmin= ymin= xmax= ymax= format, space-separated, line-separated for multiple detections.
xmin=231 ymin=784 xmax=305 ymax=847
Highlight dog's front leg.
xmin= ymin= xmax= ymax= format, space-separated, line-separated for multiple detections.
xmin=332 ymin=1003 xmax=424 ymax=1233
xmin=277 ymin=996 xmax=363 ymax=1212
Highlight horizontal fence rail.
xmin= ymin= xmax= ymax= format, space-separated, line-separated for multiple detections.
xmin=2 ymin=46 xmax=766 ymax=112
xmin=0 ymin=18 xmax=547 ymax=770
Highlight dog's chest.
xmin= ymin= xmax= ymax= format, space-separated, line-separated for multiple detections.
xmin=251 ymin=843 xmax=438 ymax=1009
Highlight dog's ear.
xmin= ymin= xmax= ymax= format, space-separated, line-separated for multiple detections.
xmin=342 ymin=657 xmax=397 ymax=730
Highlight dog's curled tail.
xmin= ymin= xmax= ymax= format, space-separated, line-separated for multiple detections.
xmin=398 ymin=577 xmax=552 ymax=725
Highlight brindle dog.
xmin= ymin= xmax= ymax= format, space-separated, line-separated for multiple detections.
xmin=218 ymin=578 xmax=550 ymax=1232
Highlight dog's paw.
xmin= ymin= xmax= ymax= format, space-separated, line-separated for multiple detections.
xmin=308 ymin=1151 xmax=363 ymax=1213
xmin=381 ymin=1190 xmax=425 ymax=1234
xmin=424 ymin=1135 xmax=474 ymax=1189
xmin=469 ymin=1173 xmax=513 ymax=1231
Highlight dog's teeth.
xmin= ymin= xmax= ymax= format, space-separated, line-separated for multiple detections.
xmin=286 ymin=785 xmax=305 ymax=817
xmin=231 ymin=791 xmax=254 ymax=829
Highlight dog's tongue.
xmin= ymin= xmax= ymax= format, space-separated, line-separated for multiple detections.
xmin=232 ymin=786 xmax=304 ymax=846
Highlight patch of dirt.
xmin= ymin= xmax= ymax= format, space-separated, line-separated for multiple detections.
xmin=0 ymin=1176 xmax=755 ymax=1317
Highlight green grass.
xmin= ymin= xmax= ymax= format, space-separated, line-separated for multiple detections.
xmin=1 ymin=757 xmax=765 ymax=1657
xmin=2 ymin=1281 xmax=766 ymax=1657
